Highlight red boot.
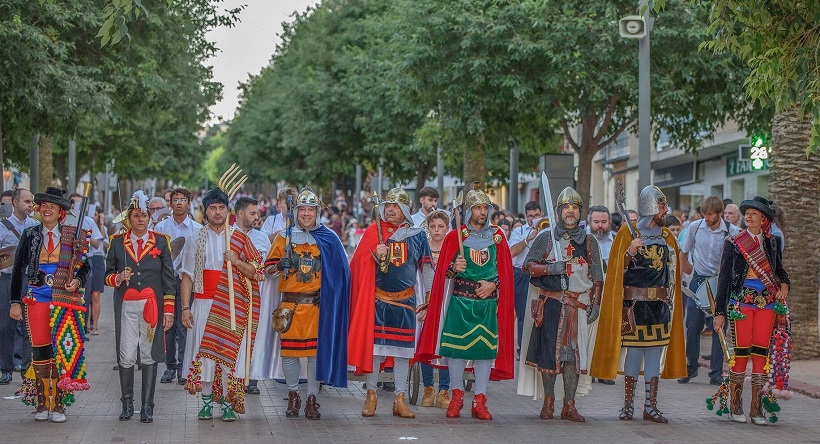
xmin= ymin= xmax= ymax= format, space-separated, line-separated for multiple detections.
xmin=471 ymin=394 xmax=493 ymax=420
xmin=446 ymin=389 xmax=464 ymax=418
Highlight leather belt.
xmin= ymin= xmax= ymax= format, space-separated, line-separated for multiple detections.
xmin=539 ymin=289 xmax=588 ymax=310
xmin=283 ymin=291 xmax=320 ymax=305
xmin=452 ymin=277 xmax=498 ymax=300
xmin=623 ymin=286 xmax=669 ymax=302
xmin=375 ymin=287 xmax=415 ymax=311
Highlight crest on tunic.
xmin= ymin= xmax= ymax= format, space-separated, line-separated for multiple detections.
xmin=493 ymin=233 xmax=502 ymax=244
xmin=389 ymin=241 xmax=408 ymax=267
xmin=470 ymin=248 xmax=490 ymax=266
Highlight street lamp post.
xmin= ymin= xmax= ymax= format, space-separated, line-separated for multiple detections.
xmin=620 ymin=11 xmax=653 ymax=194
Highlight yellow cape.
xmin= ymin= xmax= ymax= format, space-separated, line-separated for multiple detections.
xmin=589 ymin=224 xmax=686 ymax=380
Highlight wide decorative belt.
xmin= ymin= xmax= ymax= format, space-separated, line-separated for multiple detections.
xmin=375 ymin=286 xmax=415 ymax=311
xmin=623 ymin=286 xmax=669 ymax=302
xmin=282 ymin=291 xmax=320 ymax=305
xmin=30 ymin=271 xmax=55 ymax=288
xmin=539 ymin=289 xmax=588 ymax=310
xmin=732 ymin=287 xmax=774 ymax=309
xmin=123 ymin=288 xmax=158 ymax=327
xmin=452 ymin=277 xmax=498 ymax=300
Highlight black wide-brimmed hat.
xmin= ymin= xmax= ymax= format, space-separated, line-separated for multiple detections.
xmin=740 ymin=196 xmax=774 ymax=221
xmin=202 ymin=187 xmax=230 ymax=210
xmin=34 ymin=186 xmax=71 ymax=210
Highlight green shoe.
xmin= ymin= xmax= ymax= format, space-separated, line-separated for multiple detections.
xmin=198 ymin=394 xmax=213 ymax=420
xmin=221 ymin=402 xmax=236 ymax=422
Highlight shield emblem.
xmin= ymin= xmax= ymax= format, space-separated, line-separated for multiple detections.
xmin=389 ymin=241 xmax=408 ymax=267
xmin=300 ymin=257 xmax=314 ymax=275
xmin=470 ymin=248 xmax=490 ymax=266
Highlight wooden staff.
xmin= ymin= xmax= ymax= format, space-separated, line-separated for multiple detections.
xmin=218 ymin=164 xmax=248 ymax=330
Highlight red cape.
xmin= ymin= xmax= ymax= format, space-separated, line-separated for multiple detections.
xmin=415 ymin=225 xmax=515 ymax=380
xmin=347 ymin=221 xmax=398 ymax=374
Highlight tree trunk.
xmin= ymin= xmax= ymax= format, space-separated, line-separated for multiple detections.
xmin=0 ymin=113 xmax=4 ymax=193
xmin=463 ymin=135 xmax=486 ymax=187
xmin=39 ymin=134 xmax=54 ymax=192
xmin=769 ymin=108 xmax=820 ymax=359
xmin=415 ymin=160 xmax=433 ymax=196
xmin=575 ymin=145 xmax=595 ymax=220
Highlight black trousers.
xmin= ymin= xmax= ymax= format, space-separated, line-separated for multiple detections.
xmin=164 ymin=278 xmax=187 ymax=370
xmin=0 ymin=273 xmax=16 ymax=373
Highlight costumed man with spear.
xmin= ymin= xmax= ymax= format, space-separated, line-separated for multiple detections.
xmin=9 ymin=186 xmax=91 ymax=423
xmin=415 ymin=183 xmax=515 ymax=420
xmin=105 ymin=191 xmax=176 ymax=423
xmin=263 ymin=186 xmax=350 ymax=420
xmin=180 ymin=183 xmax=263 ymax=422
xmin=349 ymin=187 xmax=434 ymax=419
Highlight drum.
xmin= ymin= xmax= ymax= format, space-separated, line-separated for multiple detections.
xmin=694 ymin=276 xmax=719 ymax=316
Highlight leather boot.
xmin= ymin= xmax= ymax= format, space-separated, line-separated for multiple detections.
xmin=361 ymin=389 xmax=377 ymax=417
xmin=729 ymin=371 xmax=746 ymax=423
xmin=286 ymin=390 xmax=302 ymax=418
xmin=392 ymin=392 xmax=415 ymax=418
xmin=619 ymin=376 xmax=635 ymax=420
xmin=642 ymin=377 xmax=668 ymax=423
xmin=561 ymin=398 xmax=585 ymax=422
xmin=34 ymin=378 xmax=49 ymax=422
xmin=304 ymin=394 xmax=321 ymax=420
xmin=539 ymin=395 xmax=554 ymax=419
xmin=435 ymin=389 xmax=451 ymax=409
xmin=140 ymin=363 xmax=157 ymax=423
xmin=119 ymin=366 xmax=135 ymax=421
xmin=749 ymin=373 xmax=766 ymax=425
xmin=421 ymin=386 xmax=435 ymax=407
xmin=446 ymin=389 xmax=464 ymax=418
xmin=51 ymin=384 xmax=67 ymax=423
xmin=471 ymin=393 xmax=492 ymax=420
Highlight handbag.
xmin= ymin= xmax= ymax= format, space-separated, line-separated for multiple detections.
xmin=531 ymin=296 xmax=545 ymax=328
xmin=621 ymin=304 xmax=636 ymax=336
xmin=272 ymin=304 xmax=295 ymax=333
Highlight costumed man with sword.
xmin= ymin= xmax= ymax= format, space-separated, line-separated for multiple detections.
xmin=415 ymin=183 xmax=515 ymax=420
xmin=105 ymin=191 xmax=176 ymax=423
xmin=180 ymin=181 xmax=263 ymax=422
xmin=263 ymin=187 xmax=350 ymax=420
xmin=517 ymin=181 xmax=604 ymax=422
xmin=9 ymin=186 xmax=91 ymax=423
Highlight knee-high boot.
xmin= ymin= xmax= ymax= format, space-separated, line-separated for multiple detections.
xmin=729 ymin=371 xmax=746 ymax=423
xmin=619 ymin=376 xmax=635 ymax=420
xmin=749 ymin=373 xmax=767 ymax=426
xmin=140 ymin=363 xmax=157 ymax=423
xmin=119 ymin=366 xmax=135 ymax=420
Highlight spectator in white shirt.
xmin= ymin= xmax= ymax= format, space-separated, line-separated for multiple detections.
xmin=410 ymin=187 xmax=439 ymax=227
xmin=260 ymin=188 xmax=297 ymax=243
xmin=507 ymin=201 xmax=542 ymax=357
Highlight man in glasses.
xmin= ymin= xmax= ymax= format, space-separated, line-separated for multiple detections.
xmin=154 ymin=187 xmax=202 ymax=384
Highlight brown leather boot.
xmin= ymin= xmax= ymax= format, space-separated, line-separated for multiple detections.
xmin=446 ymin=389 xmax=464 ymax=418
xmin=421 ymin=386 xmax=435 ymax=407
xmin=749 ymin=373 xmax=766 ymax=426
xmin=642 ymin=377 xmax=668 ymax=423
xmin=729 ymin=371 xmax=746 ymax=423
xmin=561 ymin=399 xmax=585 ymax=422
xmin=392 ymin=392 xmax=415 ymax=418
xmin=304 ymin=394 xmax=320 ymax=420
xmin=435 ymin=389 xmax=451 ymax=409
xmin=361 ymin=389 xmax=377 ymax=417
xmin=539 ymin=395 xmax=554 ymax=419
xmin=619 ymin=376 xmax=635 ymax=420
xmin=286 ymin=390 xmax=301 ymax=418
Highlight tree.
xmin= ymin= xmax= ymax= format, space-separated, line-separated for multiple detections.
xmin=651 ymin=0 xmax=820 ymax=357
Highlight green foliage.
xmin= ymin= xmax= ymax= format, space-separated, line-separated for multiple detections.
xmin=652 ymin=0 xmax=820 ymax=154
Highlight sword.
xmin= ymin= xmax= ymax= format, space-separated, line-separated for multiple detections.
xmin=614 ymin=180 xmax=639 ymax=239
xmin=539 ymin=172 xmax=562 ymax=263
xmin=705 ymin=279 xmax=732 ymax=362
xmin=371 ymin=192 xmax=388 ymax=273
xmin=282 ymin=195 xmax=294 ymax=274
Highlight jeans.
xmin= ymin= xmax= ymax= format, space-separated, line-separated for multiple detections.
xmin=420 ymin=362 xmax=450 ymax=390
xmin=512 ymin=267 xmax=530 ymax=351
xmin=164 ymin=278 xmax=187 ymax=370
xmin=684 ymin=273 xmax=725 ymax=379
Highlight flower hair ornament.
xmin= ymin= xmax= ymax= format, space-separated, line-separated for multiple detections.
xmin=131 ymin=190 xmax=149 ymax=213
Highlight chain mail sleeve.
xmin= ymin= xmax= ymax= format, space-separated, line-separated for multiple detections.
xmin=523 ymin=230 xmax=565 ymax=275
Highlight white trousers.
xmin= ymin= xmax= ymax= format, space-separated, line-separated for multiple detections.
xmin=119 ymin=300 xmax=155 ymax=368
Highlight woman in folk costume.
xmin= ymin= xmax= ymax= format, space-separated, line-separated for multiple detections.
xmin=415 ymin=187 xmax=515 ymax=420
xmin=9 ymin=187 xmax=91 ymax=423
xmin=180 ymin=188 xmax=263 ymax=422
xmin=517 ymin=187 xmax=604 ymax=422
xmin=105 ymin=191 xmax=176 ymax=423
xmin=589 ymin=185 xmax=686 ymax=423
xmin=712 ymin=196 xmax=790 ymax=425
xmin=263 ymin=186 xmax=350 ymax=420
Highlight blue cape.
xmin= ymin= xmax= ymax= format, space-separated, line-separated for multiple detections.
xmin=311 ymin=224 xmax=351 ymax=387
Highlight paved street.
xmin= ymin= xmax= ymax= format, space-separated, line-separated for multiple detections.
xmin=0 ymin=289 xmax=818 ymax=444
